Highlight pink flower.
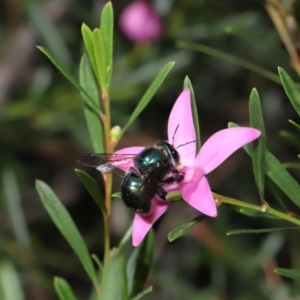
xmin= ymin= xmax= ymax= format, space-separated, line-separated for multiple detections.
xmin=116 ymin=89 xmax=261 ymax=246
xmin=119 ymin=1 xmax=162 ymax=42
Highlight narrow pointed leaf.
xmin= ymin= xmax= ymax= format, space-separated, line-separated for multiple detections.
xmin=119 ymin=257 xmax=129 ymax=300
xmin=112 ymin=192 xmax=121 ymax=198
xmin=79 ymin=54 xmax=104 ymax=153
xmin=28 ymin=4 xmax=72 ymax=68
xmin=283 ymin=162 xmax=300 ymax=169
xmin=229 ymin=122 xmax=300 ymax=209
xmin=288 ymin=119 xmax=300 ymax=130
xmin=233 ymin=206 xmax=278 ymax=219
xmin=249 ymin=88 xmax=266 ymax=203
xmin=264 ymin=151 xmax=300 ymax=208
xmin=81 ymin=23 xmax=97 ymax=77
xmin=266 ymin=178 xmax=289 ymax=211
xmin=274 ymin=268 xmax=300 ymax=280
xmin=279 ymin=130 xmax=300 ymax=149
xmin=0 ymin=261 xmax=25 ymax=300
xmin=100 ymin=2 xmax=114 ymax=86
xmin=184 ymin=76 xmax=201 ymax=152
xmin=278 ymin=67 xmax=300 ymax=117
xmin=131 ymin=286 xmax=153 ymax=300
xmin=177 ymin=41 xmax=281 ymax=84
xmin=168 ymin=214 xmax=205 ymax=242
xmin=118 ymin=224 xmax=133 ymax=250
xmin=227 ymin=227 xmax=299 ymax=236
xmin=100 ymin=254 xmax=128 ymax=300
xmin=91 ymin=254 xmax=103 ymax=272
xmin=54 ymin=277 xmax=79 ymax=300
xmin=127 ymin=230 xmax=154 ymax=298
xmin=35 ymin=180 xmax=97 ymax=285
xmin=2 ymin=168 xmax=30 ymax=249
xmin=121 ymin=62 xmax=175 ymax=136
xmin=75 ymin=169 xmax=105 ymax=215
xmin=92 ymin=29 xmax=108 ymax=93
xmin=37 ymin=46 xmax=93 ymax=103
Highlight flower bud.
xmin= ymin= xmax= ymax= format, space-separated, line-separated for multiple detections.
xmin=119 ymin=1 xmax=163 ymax=42
xmin=110 ymin=125 xmax=122 ymax=145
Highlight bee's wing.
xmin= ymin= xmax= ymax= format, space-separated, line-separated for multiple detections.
xmin=77 ymin=153 xmax=136 ymax=174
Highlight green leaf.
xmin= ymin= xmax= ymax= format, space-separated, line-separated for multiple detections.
xmin=54 ymin=277 xmax=79 ymax=300
xmin=100 ymin=253 xmax=128 ymax=300
xmin=229 ymin=122 xmax=300 ymax=209
xmin=131 ymin=286 xmax=153 ymax=300
xmin=168 ymin=214 xmax=205 ymax=242
xmin=75 ymin=169 xmax=105 ymax=215
xmin=177 ymin=41 xmax=281 ymax=84
xmin=35 ymin=180 xmax=97 ymax=286
xmin=249 ymin=88 xmax=266 ymax=203
xmin=278 ymin=67 xmax=300 ymax=117
xmin=227 ymin=227 xmax=299 ymax=236
xmin=127 ymin=230 xmax=154 ymax=298
xmin=183 ymin=76 xmax=201 ymax=152
xmin=274 ymin=268 xmax=300 ymax=280
xmin=232 ymin=206 xmax=278 ymax=219
xmin=266 ymin=178 xmax=289 ymax=211
xmin=100 ymin=2 xmax=114 ymax=86
xmin=81 ymin=23 xmax=97 ymax=78
xmin=288 ymin=119 xmax=300 ymax=130
xmin=79 ymin=54 xmax=104 ymax=153
xmin=92 ymin=29 xmax=108 ymax=93
xmin=283 ymin=162 xmax=300 ymax=169
xmin=112 ymin=192 xmax=121 ymax=198
xmin=274 ymin=268 xmax=300 ymax=281
xmin=119 ymin=257 xmax=129 ymax=300
xmin=1 ymin=168 xmax=30 ymax=249
xmin=0 ymin=261 xmax=25 ymax=300
xmin=121 ymin=62 xmax=175 ymax=136
xmin=265 ymin=151 xmax=300 ymax=209
xmin=91 ymin=254 xmax=103 ymax=272
xmin=118 ymin=224 xmax=133 ymax=250
xmin=279 ymin=130 xmax=300 ymax=149
xmin=37 ymin=46 xmax=94 ymax=104
xmin=27 ymin=3 xmax=72 ymax=69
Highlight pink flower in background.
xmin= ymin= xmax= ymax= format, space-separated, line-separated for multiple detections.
xmin=116 ymin=89 xmax=261 ymax=246
xmin=119 ymin=1 xmax=162 ymax=42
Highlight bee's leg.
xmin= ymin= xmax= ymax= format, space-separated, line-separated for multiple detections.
xmin=128 ymin=166 xmax=139 ymax=174
xmin=162 ymin=171 xmax=184 ymax=185
xmin=156 ymin=185 xmax=167 ymax=200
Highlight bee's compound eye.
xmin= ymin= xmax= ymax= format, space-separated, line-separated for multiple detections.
xmin=171 ymin=148 xmax=179 ymax=164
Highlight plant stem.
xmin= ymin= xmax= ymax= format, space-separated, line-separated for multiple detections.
xmin=265 ymin=1 xmax=300 ymax=77
xmin=214 ymin=193 xmax=300 ymax=226
xmin=103 ymin=174 xmax=112 ymax=265
xmin=101 ymin=90 xmax=113 ymax=266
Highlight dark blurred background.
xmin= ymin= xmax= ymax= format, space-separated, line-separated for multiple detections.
xmin=1 ymin=0 xmax=300 ymax=299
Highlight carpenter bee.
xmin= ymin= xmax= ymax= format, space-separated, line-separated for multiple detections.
xmin=77 ymin=141 xmax=184 ymax=214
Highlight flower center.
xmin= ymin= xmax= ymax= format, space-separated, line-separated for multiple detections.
xmin=180 ymin=166 xmax=195 ymax=183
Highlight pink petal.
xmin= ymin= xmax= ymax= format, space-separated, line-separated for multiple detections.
xmin=182 ymin=176 xmax=217 ymax=217
xmin=114 ymin=147 xmax=144 ymax=172
xmin=168 ymin=89 xmax=196 ymax=167
xmin=196 ymin=127 xmax=261 ymax=174
xmin=132 ymin=196 xmax=170 ymax=247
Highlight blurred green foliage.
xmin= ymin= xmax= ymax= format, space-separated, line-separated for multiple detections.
xmin=1 ymin=0 xmax=300 ymax=299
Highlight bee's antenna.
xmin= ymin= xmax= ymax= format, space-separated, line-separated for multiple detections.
xmin=172 ymin=124 xmax=180 ymax=144
xmin=177 ymin=139 xmax=200 ymax=149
